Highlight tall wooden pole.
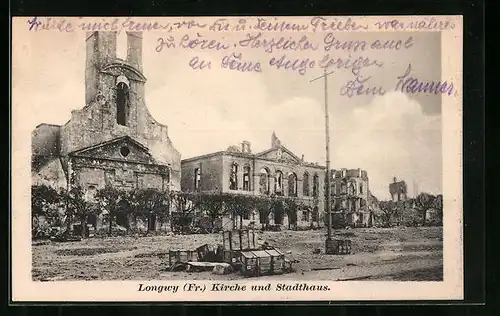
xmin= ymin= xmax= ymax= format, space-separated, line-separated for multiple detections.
xmin=324 ymin=68 xmax=332 ymax=244
xmin=310 ymin=68 xmax=333 ymax=253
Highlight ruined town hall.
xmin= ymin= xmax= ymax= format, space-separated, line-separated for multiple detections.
xmin=181 ymin=133 xmax=326 ymax=229
xmin=31 ymin=31 xmax=181 ymax=229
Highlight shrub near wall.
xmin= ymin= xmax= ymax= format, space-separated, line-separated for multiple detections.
xmin=401 ymin=207 xmax=423 ymax=227
xmin=332 ymin=212 xmax=347 ymax=229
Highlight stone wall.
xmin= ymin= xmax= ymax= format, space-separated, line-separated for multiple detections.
xmin=220 ymin=153 xmax=325 ymax=201
xmin=31 ymin=158 xmax=67 ymax=189
xmin=32 ymin=124 xmax=61 ymax=157
xmin=70 ymin=156 xmax=170 ymax=192
xmin=181 ymin=154 xmax=223 ymax=192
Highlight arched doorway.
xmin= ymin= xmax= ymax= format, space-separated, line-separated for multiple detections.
xmin=287 ymin=172 xmax=298 ymax=197
xmin=87 ymin=214 xmax=97 ymax=227
xmin=116 ymin=212 xmax=129 ymax=229
xmin=148 ymin=213 xmax=157 ymax=231
xmin=259 ymin=167 xmax=271 ymax=195
xmin=116 ymin=199 xmax=131 ymax=229
xmin=273 ymin=202 xmax=284 ymax=225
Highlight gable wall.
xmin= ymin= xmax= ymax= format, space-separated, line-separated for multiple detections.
xmin=75 ymin=138 xmax=156 ymax=164
xmin=71 ymin=156 xmax=170 ymax=192
xmin=181 ymin=155 xmax=223 ymax=193
xmin=31 ymin=158 xmax=67 ymax=189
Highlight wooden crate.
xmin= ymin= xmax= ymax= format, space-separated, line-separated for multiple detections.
xmin=332 ymin=239 xmax=352 ymax=255
xmin=239 ymin=249 xmax=286 ymax=277
xmin=168 ymin=250 xmax=198 ymax=266
xmin=222 ymin=229 xmax=257 ymax=251
xmin=266 ymin=248 xmax=286 ymax=274
xmin=222 ymin=249 xmax=241 ymax=263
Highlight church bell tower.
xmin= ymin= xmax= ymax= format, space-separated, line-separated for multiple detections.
xmin=84 ymin=31 xmax=146 ymax=129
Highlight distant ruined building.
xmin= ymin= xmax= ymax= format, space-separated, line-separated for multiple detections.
xmin=389 ymin=177 xmax=408 ymax=202
xmin=330 ymin=168 xmax=373 ymax=228
xmin=31 ymin=31 xmax=181 ymax=232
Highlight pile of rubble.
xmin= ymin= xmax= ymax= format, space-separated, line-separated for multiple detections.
xmin=164 ymin=229 xmax=295 ymax=277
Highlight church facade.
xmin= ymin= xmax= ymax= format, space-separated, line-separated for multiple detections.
xmin=181 ymin=133 xmax=326 ymax=230
xmin=31 ymin=31 xmax=181 ymax=231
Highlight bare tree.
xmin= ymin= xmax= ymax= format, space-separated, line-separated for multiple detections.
xmin=67 ymin=186 xmax=99 ymax=238
xmin=31 ymin=184 xmax=64 ymax=238
xmin=95 ymin=185 xmax=125 ymax=236
xmin=414 ymin=192 xmax=436 ymax=226
xmin=379 ymin=200 xmax=398 ymax=227
xmin=130 ymin=188 xmax=169 ymax=233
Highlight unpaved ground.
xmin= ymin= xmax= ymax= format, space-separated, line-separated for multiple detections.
xmin=32 ymin=226 xmax=443 ymax=281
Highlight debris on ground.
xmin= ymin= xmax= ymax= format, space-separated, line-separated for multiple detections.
xmin=195 ymin=244 xmax=221 ymax=262
xmin=313 ymin=248 xmax=321 ymax=254
xmin=211 ymin=263 xmax=233 ymax=275
xmin=311 ymin=267 xmax=341 ymax=271
xmin=164 ymin=228 xmax=295 ymax=277
xmin=260 ymin=241 xmax=272 ymax=250
xmin=32 ymin=226 xmax=443 ymax=281
xmin=169 ymin=262 xmax=189 ymax=272
xmin=337 ymin=275 xmax=373 ymax=281
xmin=50 ymin=231 xmax=82 ymax=243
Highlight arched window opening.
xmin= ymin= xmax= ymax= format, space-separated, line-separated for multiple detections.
xmin=288 ymin=173 xmax=297 ymax=197
xmin=303 ymin=172 xmax=310 ymax=196
xmin=116 ymin=82 xmax=130 ymax=126
xmin=243 ymin=165 xmax=251 ymax=191
xmin=229 ymin=163 xmax=238 ymax=190
xmin=259 ymin=168 xmax=270 ymax=195
xmin=341 ymin=182 xmax=347 ymax=194
xmin=312 ymin=173 xmax=319 ymax=197
xmin=275 ymin=171 xmax=283 ymax=196
xmin=348 ymin=183 xmax=356 ymax=195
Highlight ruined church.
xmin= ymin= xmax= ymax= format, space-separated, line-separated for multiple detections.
xmin=31 ymin=31 xmax=181 ymax=214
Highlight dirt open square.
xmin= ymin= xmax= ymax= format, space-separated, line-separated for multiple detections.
xmin=32 ymin=226 xmax=443 ymax=281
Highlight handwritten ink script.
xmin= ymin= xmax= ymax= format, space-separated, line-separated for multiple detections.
xmin=396 ymin=64 xmax=455 ymax=96
xmin=26 ymin=16 xmax=457 ymax=98
xmin=26 ymin=16 xmax=457 ymax=33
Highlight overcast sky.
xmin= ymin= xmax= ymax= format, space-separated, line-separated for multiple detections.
xmin=13 ymin=18 xmax=443 ymax=199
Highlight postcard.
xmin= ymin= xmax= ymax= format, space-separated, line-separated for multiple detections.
xmin=11 ymin=15 xmax=463 ymax=302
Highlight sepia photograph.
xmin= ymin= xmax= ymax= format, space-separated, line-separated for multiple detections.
xmin=12 ymin=16 xmax=463 ymax=301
